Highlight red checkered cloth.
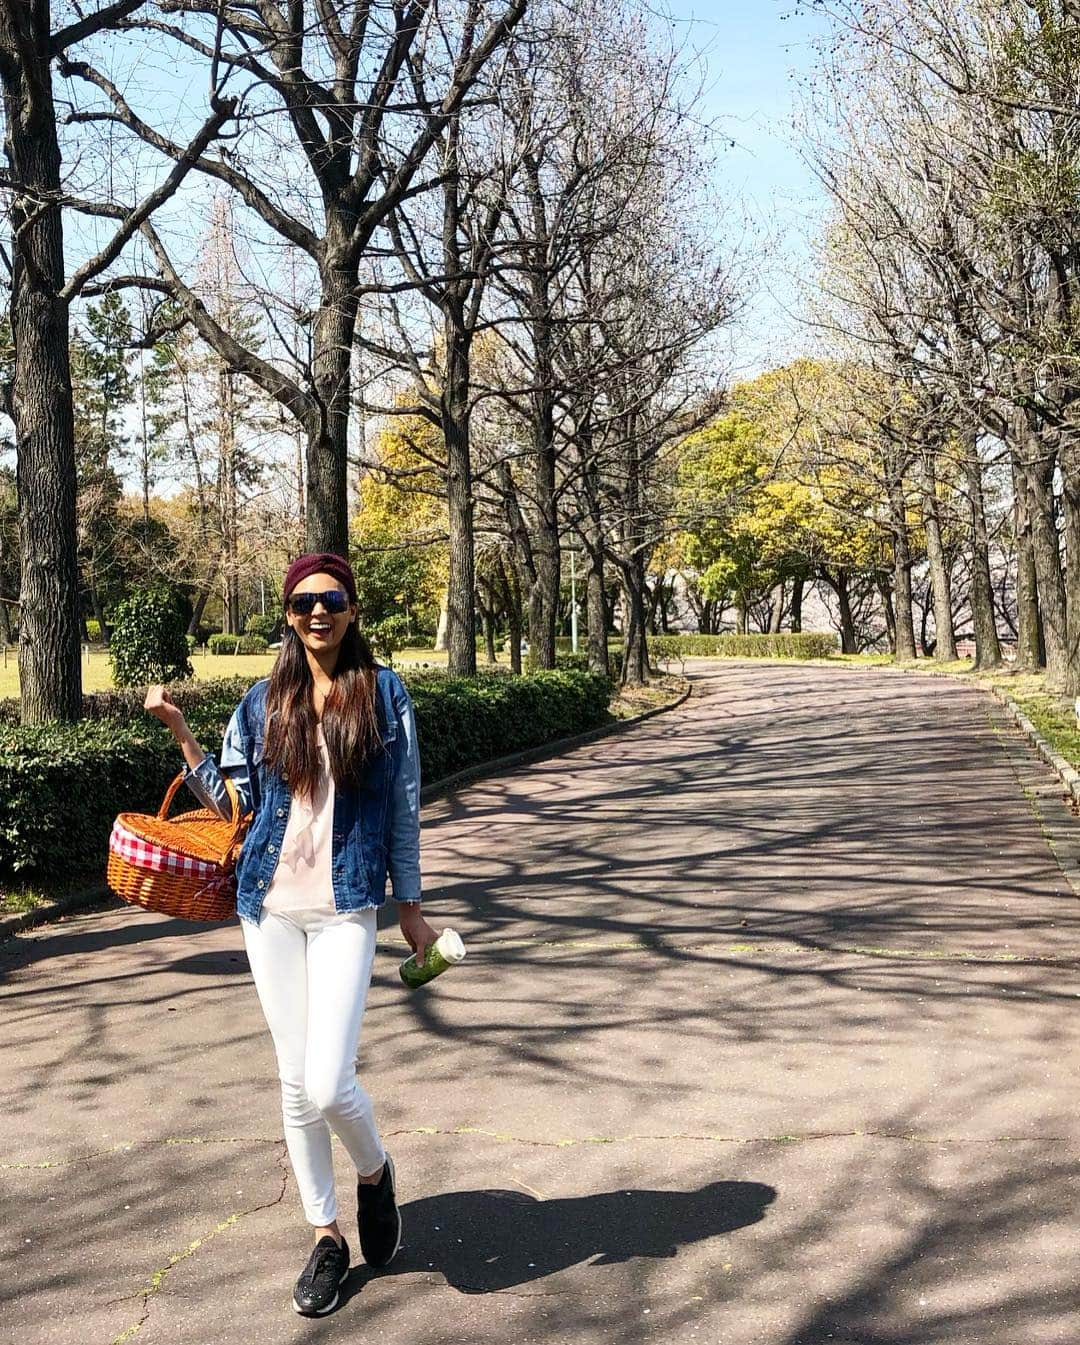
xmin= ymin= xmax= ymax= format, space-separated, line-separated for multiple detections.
xmin=109 ymin=819 xmax=222 ymax=880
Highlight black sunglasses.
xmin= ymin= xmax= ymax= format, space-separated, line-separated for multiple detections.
xmin=287 ymin=589 xmax=350 ymax=616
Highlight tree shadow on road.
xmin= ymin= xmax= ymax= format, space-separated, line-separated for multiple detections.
xmin=343 ymin=1178 xmax=776 ymax=1297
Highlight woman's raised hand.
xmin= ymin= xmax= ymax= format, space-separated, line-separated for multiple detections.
xmin=144 ymin=684 xmax=184 ymax=731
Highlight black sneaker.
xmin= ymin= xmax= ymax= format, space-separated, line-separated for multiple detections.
xmin=357 ymin=1154 xmax=402 ymax=1267
xmin=292 ymin=1235 xmax=350 ymax=1316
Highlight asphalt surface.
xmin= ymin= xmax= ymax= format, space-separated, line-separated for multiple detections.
xmin=4 ymin=661 xmax=1080 ymax=1345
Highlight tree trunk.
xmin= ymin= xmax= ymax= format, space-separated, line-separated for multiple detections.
xmin=497 ymin=458 xmax=535 ymax=675
xmin=501 ymin=557 xmax=523 ymax=676
xmin=958 ymin=435 xmax=1002 ymax=671
xmin=188 ymin=584 xmax=211 ymax=639
xmin=90 ymin=585 xmax=110 ymax=646
xmin=306 ymin=242 xmax=358 ymax=557
xmin=1058 ymin=430 xmax=1080 ymax=695
xmin=768 ymin=583 xmax=784 ymax=633
xmin=1010 ymin=448 xmax=1042 ymax=671
xmin=575 ymin=428 xmax=610 ymax=677
xmin=620 ymin=554 xmax=650 ymax=686
xmin=892 ymin=551 xmax=916 ymax=661
xmin=529 ymin=404 xmax=559 ymax=669
xmin=0 ymin=595 xmax=12 ymax=645
xmin=921 ymin=452 xmax=957 ymax=661
xmin=790 ymin=576 xmax=803 ymax=633
xmin=877 ymin=573 xmax=896 ymax=655
xmin=835 ymin=572 xmax=857 ymax=653
xmin=522 ymin=160 xmax=559 ymax=670
xmin=582 ymin=531 xmax=609 ymax=677
xmin=443 ymin=319 xmax=477 ymax=676
xmin=0 ymin=15 xmax=82 ymax=722
xmin=434 ymin=593 xmax=450 ymax=653
xmin=886 ymin=476 xmax=917 ymax=661
xmin=1020 ymin=428 xmax=1065 ymax=682
xmin=481 ymin=607 xmax=497 ymax=664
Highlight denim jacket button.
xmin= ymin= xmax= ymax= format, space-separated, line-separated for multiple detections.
xmin=267 ymin=844 xmax=275 ymax=854
xmin=257 ymin=880 xmax=265 ymax=889
xmin=276 ymin=808 xmax=284 ymax=818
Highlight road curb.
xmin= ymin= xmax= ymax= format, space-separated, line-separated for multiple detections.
xmin=0 ymin=885 xmax=118 ymax=942
xmin=988 ymin=686 xmax=1080 ymax=806
xmin=1 ymin=676 xmax=692 ymax=941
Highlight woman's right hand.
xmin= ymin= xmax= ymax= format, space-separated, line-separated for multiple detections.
xmin=144 ymin=684 xmax=184 ymax=733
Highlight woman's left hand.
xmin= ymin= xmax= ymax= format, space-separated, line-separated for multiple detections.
xmin=398 ymin=902 xmax=438 ymax=965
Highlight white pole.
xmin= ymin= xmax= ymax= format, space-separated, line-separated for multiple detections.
xmin=260 ymin=576 xmax=266 ymax=616
xmin=570 ymin=550 xmax=579 ymax=653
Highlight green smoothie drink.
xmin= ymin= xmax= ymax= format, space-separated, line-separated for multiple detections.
xmin=399 ymin=928 xmax=466 ymax=989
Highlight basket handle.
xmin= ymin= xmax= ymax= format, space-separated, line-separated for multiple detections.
xmin=158 ymin=771 xmax=247 ymax=860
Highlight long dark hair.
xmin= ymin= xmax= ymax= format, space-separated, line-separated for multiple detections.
xmin=263 ymin=621 xmax=382 ymax=799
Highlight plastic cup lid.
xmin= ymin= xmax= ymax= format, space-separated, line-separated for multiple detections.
xmin=437 ymin=928 xmax=466 ymax=962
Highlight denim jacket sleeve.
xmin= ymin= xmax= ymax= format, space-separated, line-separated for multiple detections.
xmin=182 ymin=705 xmax=253 ymax=822
xmin=386 ymin=672 xmax=422 ymax=904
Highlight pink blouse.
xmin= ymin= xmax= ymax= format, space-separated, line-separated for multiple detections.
xmin=261 ymin=724 xmax=336 ymax=914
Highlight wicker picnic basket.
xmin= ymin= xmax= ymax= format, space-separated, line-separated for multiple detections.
xmin=107 ymin=773 xmax=250 ymax=921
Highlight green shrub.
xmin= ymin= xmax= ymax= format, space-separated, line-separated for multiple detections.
xmin=85 ymin=619 xmax=102 ymax=643
xmin=366 ymin=615 xmax=410 ymax=662
xmin=108 ymin=589 xmax=193 ymax=688
xmin=0 ymin=676 xmax=263 ymax=731
xmin=0 ymin=670 xmax=613 ymax=881
xmin=0 ymin=677 xmax=261 ymax=875
xmin=648 ymin=632 xmax=837 ymax=661
xmin=208 ymin=633 xmax=270 ymax=655
xmin=554 ymin=650 xmax=624 ymax=681
xmin=245 ymin=613 xmax=280 ymax=641
xmin=208 ymin=632 xmax=273 ymax=653
xmin=185 ymin=633 xmax=197 ymax=654
xmin=406 ymin=669 xmax=613 ymax=783
xmin=0 ymin=718 xmax=179 ymax=876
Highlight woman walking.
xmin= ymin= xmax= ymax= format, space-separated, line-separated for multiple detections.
xmin=145 ymin=551 xmax=436 ymax=1316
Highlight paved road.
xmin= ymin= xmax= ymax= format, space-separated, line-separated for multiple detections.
xmin=4 ymin=662 xmax=1080 ymax=1345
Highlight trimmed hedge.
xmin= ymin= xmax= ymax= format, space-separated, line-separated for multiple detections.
xmin=649 ymin=632 xmax=837 ymax=660
xmin=554 ymin=650 xmax=625 ymax=680
xmin=0 ymin=669 xmax=613 ymax=881
xmin=109 ymin=589 xmax=192 ymax=687
xmin=245 ymin=614 xmax=280 ymax=641
xmin=208 ymin=633 xmax=269 ymax=655
xmin=406 ymin=669 xmax=612 ymax=783
xmin=0 ymin=676 xmax=258 ymax=729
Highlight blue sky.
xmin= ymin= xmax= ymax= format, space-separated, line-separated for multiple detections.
xmin=667 ymin=0 xmax=832 ymax=374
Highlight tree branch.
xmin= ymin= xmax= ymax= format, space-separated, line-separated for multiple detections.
xmin=61 ymin=98 xmax=237 ymax=302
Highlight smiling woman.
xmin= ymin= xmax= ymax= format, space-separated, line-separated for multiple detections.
xmin=143 ymin=549 xmax=438 ymax=1316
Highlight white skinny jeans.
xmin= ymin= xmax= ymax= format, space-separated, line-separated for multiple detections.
xmin=241 ymin=906 xmax=386 ymax=1227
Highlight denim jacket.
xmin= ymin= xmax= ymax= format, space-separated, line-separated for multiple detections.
xmin=183 ymin=667 xmax=422 ymax=925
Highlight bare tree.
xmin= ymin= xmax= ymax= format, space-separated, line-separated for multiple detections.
xmin=65 ymin=0 xmax=526 ymax=565
xmin=0 ymin=0 xmax=232 ymax=721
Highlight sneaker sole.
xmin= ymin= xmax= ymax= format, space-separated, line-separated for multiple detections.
xmin=361 ymin=1154 xmax=403 ymax=1269
xmin=292 ymin=1264 xmax=349 ymax=1316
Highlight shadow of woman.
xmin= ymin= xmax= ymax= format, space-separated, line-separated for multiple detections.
xmin=345 ymin=1179 xmax=776 ymax=1297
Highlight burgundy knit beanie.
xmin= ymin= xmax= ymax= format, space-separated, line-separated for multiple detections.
xmin=283 ymin=551 xmax=358 ymax=604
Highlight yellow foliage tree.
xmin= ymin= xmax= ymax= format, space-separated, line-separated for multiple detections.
xmin=351 ymin=415 xmax=448 ymax=642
